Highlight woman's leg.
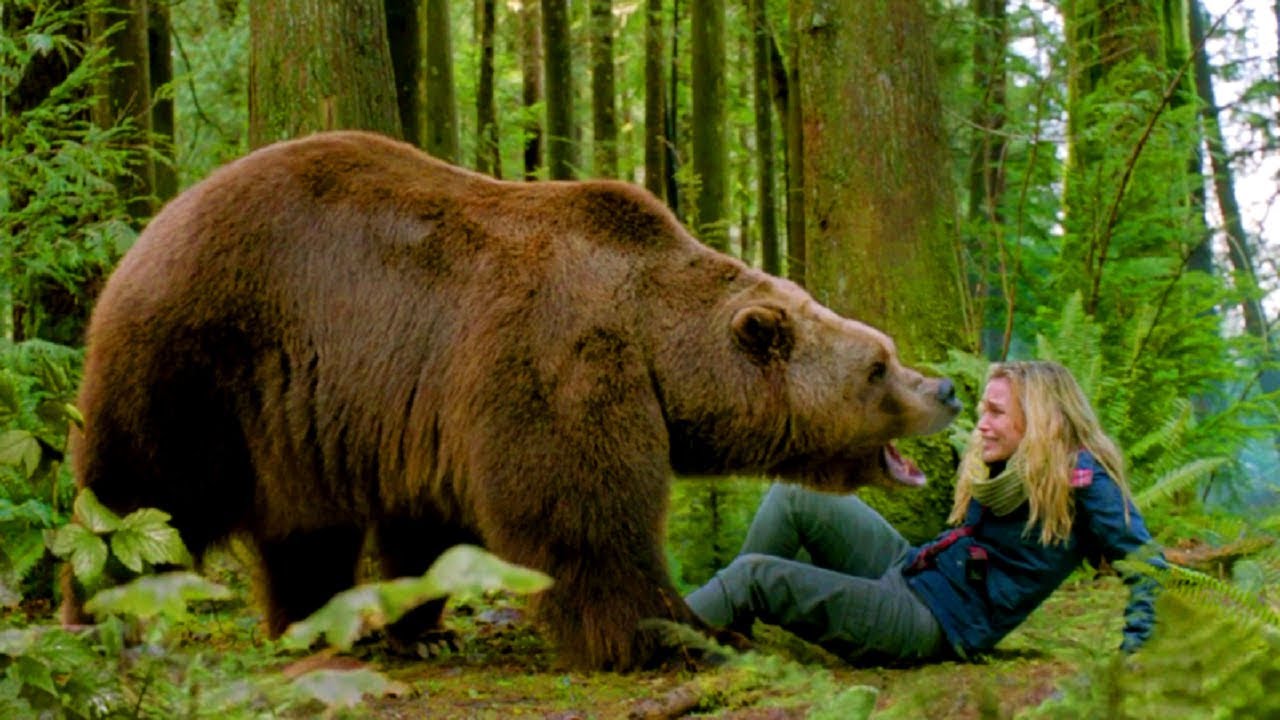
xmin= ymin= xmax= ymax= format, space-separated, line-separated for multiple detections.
xmin=737 ymin=483 xmax=911 ymax=577
xmin=686 ymin=553 xmax=943 ymax=662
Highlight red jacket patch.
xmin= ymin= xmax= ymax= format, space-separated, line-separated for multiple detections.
xmin=1071 ymin=468 xmax=1093 ymax=488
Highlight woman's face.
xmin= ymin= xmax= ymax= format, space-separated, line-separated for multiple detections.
xmin=977 ymin=377 xmax=1026 ymax=464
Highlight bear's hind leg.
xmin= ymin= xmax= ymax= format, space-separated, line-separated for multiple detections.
xmin=256 ymin=526 xmax=364 ymax=636
xmin=374 ymin=515 xmax=478 ymax=648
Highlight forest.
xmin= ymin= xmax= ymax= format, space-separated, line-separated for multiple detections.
xmin=1 ymin=0 xmax=1279 ymax=717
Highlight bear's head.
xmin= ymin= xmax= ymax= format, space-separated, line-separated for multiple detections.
xmin=651 ymin=263 xmax=960 ymax=492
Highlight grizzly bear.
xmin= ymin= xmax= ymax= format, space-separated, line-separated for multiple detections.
xmin=63 ymin=131 xmax=960 ymax=670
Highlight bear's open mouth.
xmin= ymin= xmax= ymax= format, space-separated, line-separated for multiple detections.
xmin=882 ymin=443 xmax=926 ymax=486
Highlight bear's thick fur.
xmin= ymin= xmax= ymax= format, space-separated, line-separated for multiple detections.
xmin=65 ymin=131 xmax=959 ymax=669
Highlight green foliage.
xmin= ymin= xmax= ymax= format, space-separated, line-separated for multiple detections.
xmin=0 ymin=338 xmax=82 ymax=604
xmin=1028 ymin=579 xmax=1280 ymax=719
xmin=284 ymin=544 xmax=553 ymax=651
xmin=47 ymin=489 xmax=192 ymax=591
xmin=1 ymin=0 xmax=136 ymax=345
xmin=169 ymin=0 xmax=248 ymax=187
xmin=667 ymin=478 xmax=768 ymax=590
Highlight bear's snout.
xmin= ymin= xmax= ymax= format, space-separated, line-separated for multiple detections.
xmin=936 ymin=378 xmax=961 ymax=411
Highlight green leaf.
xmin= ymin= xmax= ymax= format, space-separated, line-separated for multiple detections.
xmin=84 ymin=572 xmax=231 ymax=622
xmin=0 ymin=430 xmax=41 ymax=479
xmin=46 ymin=523 xmax=107 ymax=583
xmin=12 ymin=656 xmax=56 ymax=697
xmin=110 ymin=508 xmax=191 ymax=572
xmin=73 ymin=489 xmax=121 ymax=534
xmin=284 ymin=545 xmax=552 ymax=651
xmin=0 ymin=498 xmax=54 ymax=526
xmin=289 ymin=668 xmax=407 ymax=711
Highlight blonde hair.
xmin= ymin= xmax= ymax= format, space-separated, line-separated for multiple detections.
xmin=948 ymin=361 xmax=1131 ymax=545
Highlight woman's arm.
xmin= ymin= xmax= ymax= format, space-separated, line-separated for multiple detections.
xmin=1076 ymin=461 xmax=1166 ymax=651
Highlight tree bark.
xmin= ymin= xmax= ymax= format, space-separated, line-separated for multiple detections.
xmin=690 ymin=0 xmax=727 ymax=250
xmin=385 ymin=0 xmax=422 ymax=147
xmin=542 ymin=0 xmax=577 ymax=179
xmin=749 ymin=0 xmax=779 ymax=275
xmin=424 ymin=0 xmax=459 ymax=161
xmin=1190 ymin=1 xmax=1266 ymax=342
xmin=91 ymin=0 xmax=156 ymax=222
xmin=520 ymin=0 xmax=544 ymax=179
xmin=248 ymin=0 xmax=401 ymax=148
xmin=590 ymin=0 xmax=618 ymax=177
xmin=665 ymin=0 xmax=682 ymax=217
xmin=476 ymin=0 xmax=500 ymax=176
xmin=794 ymin=0 xmax=966 ymax=357
xmin=643 ymin=0 xmax=666 ymax=199
xmin=148 ymin=0 xmax=177 ymax=202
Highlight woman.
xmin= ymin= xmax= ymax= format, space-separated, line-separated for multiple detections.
xmin=685 ymin=360 xmax=1162 ymax=663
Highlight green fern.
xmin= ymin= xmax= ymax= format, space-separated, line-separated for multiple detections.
xmin=1133 ymin=457 xmax=1230 ymax=512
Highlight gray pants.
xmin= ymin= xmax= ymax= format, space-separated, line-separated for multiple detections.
xmin=684 ymin=483 xmax=945 ymax=663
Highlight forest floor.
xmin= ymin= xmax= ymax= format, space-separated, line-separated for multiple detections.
xmin=331 ymin=574 xmax=1125 ymax=719
xmin=5 ymin=565 xmax=1130 ymax=719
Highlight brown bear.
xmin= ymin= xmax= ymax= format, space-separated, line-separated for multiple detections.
xmin=63 ymin=130 xmax=960 ymax=670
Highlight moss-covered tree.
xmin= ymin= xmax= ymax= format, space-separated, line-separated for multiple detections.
xmin=690 ymin=0 xmax=726 ymax=250
xmin=542 ymin=0 xmax=577 ymax=179
xmin=793 ymin=0 xmax=970 ymax=539
xmin=91 ymin=0 xmax=156 ymax=222
xmin=248 ymin=0 xmax=401 ymax=148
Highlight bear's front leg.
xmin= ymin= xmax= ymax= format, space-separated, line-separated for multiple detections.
xmin=529 ymin=544 xmax=728 ymax=671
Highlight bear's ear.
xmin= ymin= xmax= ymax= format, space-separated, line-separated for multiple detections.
xmin=732 ymin=305 xmax=794 ymax=364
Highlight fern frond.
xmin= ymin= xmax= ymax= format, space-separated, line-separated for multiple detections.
xmin=1133 ymin=457 xmax=1229 ymax=511
xmin=1126 ymin=398 xmax=1191 ymax=462
xmin=1156 ymin=563 xmax=1280 ymax=633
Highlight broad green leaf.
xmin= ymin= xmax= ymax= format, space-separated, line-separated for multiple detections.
xmin=73 ymin=489 xmax=121 ymax=534
xmin=110 ymin=508 xmax=191 ymax=572
xmin=0 ymin=430 xmax=41 ymax=479
xmin=84 ymin=572 xmax=231 ymax=622
xmin=11 ymin=656 xmax=56 ymax=697
xmin=46 ymin=523 xmax=107 ymax=583
xmin=289 ymin=668 xmax=406 ymax=710
xmin=285 ymin=545 xmax=552 ymax=650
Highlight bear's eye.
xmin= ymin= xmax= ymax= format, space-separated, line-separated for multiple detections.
xmin=869 ymin=361 xmax=887 ymax=383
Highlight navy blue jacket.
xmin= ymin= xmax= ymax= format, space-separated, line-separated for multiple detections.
xmin=903 ymin=451 xmax=1162 ymax=657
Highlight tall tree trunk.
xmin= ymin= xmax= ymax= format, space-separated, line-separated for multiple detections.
xmin=749 ymin=0 xmax=778 ymax=275
xmin=793 ymin=0 xmax=968 ymax=540
xmin=520 ymin=0 xmax=544 ymax=179
xmin=1190 ymin=2 xmax=1266 ymax=341
xmin=476 ymin=0 xmax=500 ymax=176
xmin=385 ymin=0 xmax=421 ymax=147
xmin=665 ymin=0 xmax=682 ymax=217
xmin=542 ymin=0 xmax=577 ymax=179
xmin=91 ymin=0 xmax=156 ymax=222
xmin=148 ymin=1 xmax=177 ymax=202
xmin=1190 ymin=1 xmax=1278 ymax=403
xmin=690 ymin=0 xmax=727 ymax=250
xmin=967 ymin=0 xmax=1008 ymax=357
xmin=423 ymin=0 xmax=459 ymax=161
xmin=248 ymin=0 xmax=401 ymax=148
xmin=590 ymin=0 xmax=618 ymax=177
xmin=782 ymin=25 xmax=804 ymax=285
xmin=643 ymin=0 xmax=666 ymax=199
xmin=795 ymin=0 xmax=965 ymax=359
